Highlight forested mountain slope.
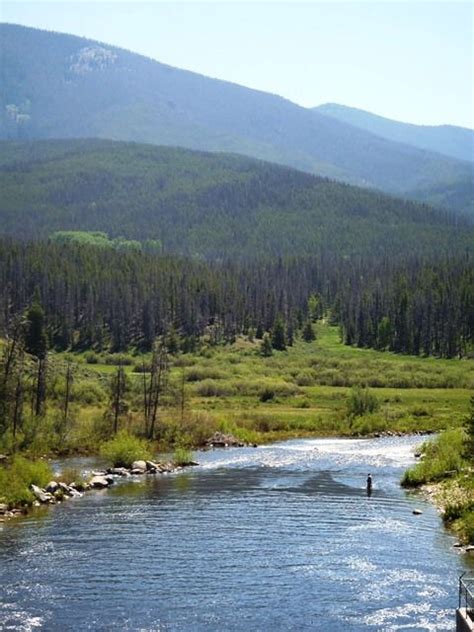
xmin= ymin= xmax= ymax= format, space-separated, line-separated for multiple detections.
xmin=315 ymin=103 xmax=474 ymax=163
xmin=1 ymin=23 xmax=472 ymax=214
xmin=0 ymin=239 xmax=471 ymax=357
xmin=0 ymin=139 xmax=471 ymax=260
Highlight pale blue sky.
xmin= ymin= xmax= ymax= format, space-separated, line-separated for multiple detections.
xmin=2 ymin=1 xmax=473 ymax=128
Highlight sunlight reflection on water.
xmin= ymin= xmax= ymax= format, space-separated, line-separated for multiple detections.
xmin=0 ymin=435 xmax=470 ymax=631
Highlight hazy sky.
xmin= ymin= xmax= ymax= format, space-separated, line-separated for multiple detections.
xmin=2 ymin=1 xmax=473 ymax=128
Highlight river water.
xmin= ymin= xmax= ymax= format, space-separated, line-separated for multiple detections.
xmin=0 ymin=435 xmax=472 ymax=631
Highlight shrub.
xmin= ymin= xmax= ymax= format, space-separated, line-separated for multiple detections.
xmin=346 ymin=386 xmax=380 ymax=419
xmin=173 ymin=447 xmax=194 ymax=466
xmin=104 ymin=354 xmax=133 ymax=366
xmin=101 ymin=431 xmax=152 ymax=468
xmin=84 ymin=352 xmax=99 ymax=364
xmin=460 ymin=510 xmax=474 ymax=544
xmin=132 ymin=363 xmax=151 ymax=373
xmin=72 ymin=380 xmax=107 ymax=404
xmin=295 ymin=370 xmax=315 ymax=386
xmin=259 ymin=388 xmax=275 ymax=402
xmin=410 ymin=406 xmax=430 ymax=418
xmin=195 ymin=380 xmax=235 ymax=397
xmin=0 ymin=456 xmax=53 ymax=508
xmin=296 ymin=399 xmax=311 ymax=409
xmin=186 ymin=367 xmax=225 ymax=382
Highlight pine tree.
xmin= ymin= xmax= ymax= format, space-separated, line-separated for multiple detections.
xmin=271 ymin=316 xmax=286 ymax=351
xmin=24 ymin=299 xmax=48 ymax=359
xmin=302 ymin=319 xmax=315 ymax=342
xmin=376 ymin=316 xmax=392 ymax=350
xmin=24 ymin=298 xmax=48 ymax=416
xmin=260 ymin=333 xmax=273 ymax=357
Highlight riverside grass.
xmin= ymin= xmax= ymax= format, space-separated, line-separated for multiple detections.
xmin=0 ymin=456 xmax=52 ymax=508
xmin=402 ymin=428 xmax=474 ymax=544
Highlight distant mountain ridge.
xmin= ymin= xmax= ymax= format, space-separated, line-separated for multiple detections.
xmin=1 ymin=23 xmax=472 ymax=216
xmin=0 ymin=139 xmax=470 ymax=260
xmin=314 ymin=103 xmax=474 ymax=163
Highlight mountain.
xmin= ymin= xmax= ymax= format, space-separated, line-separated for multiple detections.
xmin=0 ymin=139 xmax=470 ymax=260
xmin=1 ymin=23 xmax=472 ymax=216
xmin=314 ymin=103 xmax=474 ymax=163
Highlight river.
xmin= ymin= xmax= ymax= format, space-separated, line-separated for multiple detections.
xmin=0 ymin=435 xmax=472 ymax=631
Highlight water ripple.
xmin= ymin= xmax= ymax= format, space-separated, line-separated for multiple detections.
xmin=0 ymin=435 xmax=469 ymax=631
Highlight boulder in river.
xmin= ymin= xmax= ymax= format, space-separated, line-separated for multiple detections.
xmin=107 ymin=467 xmax=130 ymax=477
xmin=0 ymin=503 xmax=7 ymax=514
xmin=89 ymin=476 xmax=111 ymax=489
xmin=145 ymin=460 xmax=160 ymax=472
xmin=204 ymin=431 xmax=247 ymax=448
xmin=31 ymin=484 xmax=54 ymax=503
xmin=58 ymin=482 xmax=82 ymax=497
xmin=46 ymin=481 xmax=59 ymax=494
xmin=131 ymin=460 xmax=147 ymax=472
xmin=412 ymin=509 xmax=423 ymax=515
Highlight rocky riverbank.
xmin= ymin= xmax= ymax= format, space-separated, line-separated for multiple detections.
xmin=416 ymin=476 xmax=474 ymax=552
xmin=0 ymin=458 xmax=198 ymax=522
xmin=0 ymin=432 xmax=256 ymax=522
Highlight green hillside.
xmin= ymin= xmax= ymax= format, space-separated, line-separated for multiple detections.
xmin=315 ymin=103 xmax=474 ymax=163
xmin=1 ymin=23 xmax=472 ymax=214
xmin=0 ymin=139 xmax=471 ymax=260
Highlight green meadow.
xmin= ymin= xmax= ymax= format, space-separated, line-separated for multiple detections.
xmin=52 ymin=322 xmax=472 ymax=451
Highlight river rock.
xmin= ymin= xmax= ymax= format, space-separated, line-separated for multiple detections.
xmin=146 ymin=460 xmax=160 ymax=472
xmin=204 ymin=432 xmax=246 ymax=448
xmin=107 ymin=467 xmax=130 ymax=476
xmin=159 ymin=462 xmax=175 ymax=473
xmin=89 ymin=475 xmax=111 ymax=489
xmin=0 ymin=503 xmax=7 ymax=514
xmin=412 ymin=508 xmax=423 ymax=515
xmin=31 ymin=484 xmax=54 ymax=503
xmin=58 ymin=482 xmax=80 ymax=497
xmin=46 ymin=481 xmax=59 ymax=494
xmin=70 ymin=481 xmax=89 ymax=492
xmin=131 ymin=460 xmax=147 ymax=472
xmin=0 ymin=454 xmax=8 ymax=463
xmin=465 ymin=545 xmax=474 ymax=555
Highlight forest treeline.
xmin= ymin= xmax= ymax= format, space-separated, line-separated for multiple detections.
xmin=0 ymin=238 xmax=471 ymax=358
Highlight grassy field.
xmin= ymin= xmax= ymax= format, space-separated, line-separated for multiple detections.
xmin=51 ymin=322 xmax=472 ymax=450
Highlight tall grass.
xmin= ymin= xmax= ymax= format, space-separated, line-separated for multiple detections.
xmin=0 ymin=456 xmax=53 ymax=507
xmin=101 ymin=431 xmax=152 ymax=468
xmin=346 ymin=386 xmax=380 ymax=419
xmin=401 ymin=428 xmax=466 ymax=487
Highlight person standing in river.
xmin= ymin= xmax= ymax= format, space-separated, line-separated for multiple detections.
xmin=366 ymin=473 xmax=373 ymax=496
